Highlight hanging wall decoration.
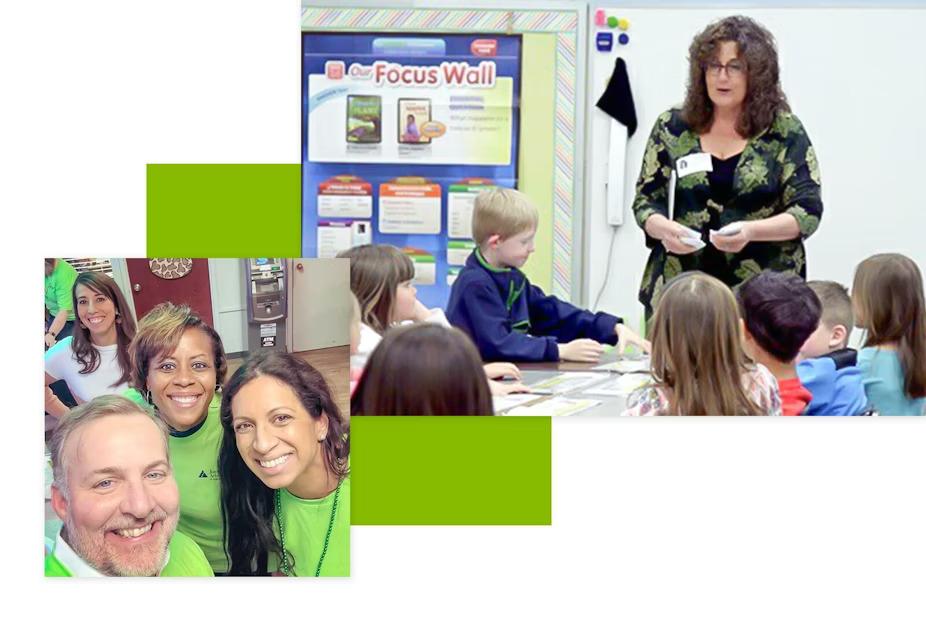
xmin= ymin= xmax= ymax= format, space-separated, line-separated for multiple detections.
xmin=148 ymin=258 xmax=194 ymax=280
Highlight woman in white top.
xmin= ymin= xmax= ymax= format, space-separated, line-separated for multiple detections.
xmin=339 ymin=244 xmax=527 ymax=396
xmin=44 ymin=272 xmax=136 ymax=417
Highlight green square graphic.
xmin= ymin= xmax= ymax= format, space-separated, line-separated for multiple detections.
xmin=147 ymin=164 xmax=301 ymax=256
xmin=351 ymin=417 xmax=551 ymax=525
xmin=147 ymin=163 xmax=553 ymax=525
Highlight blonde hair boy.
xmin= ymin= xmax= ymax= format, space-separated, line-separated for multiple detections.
xmin=472 ymin=188 xmax=539 ymax=246
xmin=447 ymin=187 xmax=649 ymax=363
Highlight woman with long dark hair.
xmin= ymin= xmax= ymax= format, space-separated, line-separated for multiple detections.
xmin=44 ymin=272 xmax=136 ymax=417
xmin=219 ymin=351 xmax=350 ymax=576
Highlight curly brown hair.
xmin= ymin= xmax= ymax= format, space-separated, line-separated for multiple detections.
xmin=682 ymin=15 xmax=790 ymax=137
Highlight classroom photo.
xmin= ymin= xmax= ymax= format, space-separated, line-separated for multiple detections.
xmin=303 ymin=6 xmax=926 ymax=417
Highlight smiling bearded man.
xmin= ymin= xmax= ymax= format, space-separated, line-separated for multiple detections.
xmin=46 ymin=395 xmax=213 ymax=577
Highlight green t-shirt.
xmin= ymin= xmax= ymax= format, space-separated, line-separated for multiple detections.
xmin=122 ymin=388 xmax=228 ymax=574
xmin=277 ymin=475 xmax=350 ymax=577
xmin=160 ymin=530 xmax=215 ymax=576
xmin=45 ymin=530 xmax=213 ymax=577
xmin=44 ymin=259 xmax=79 ymax=320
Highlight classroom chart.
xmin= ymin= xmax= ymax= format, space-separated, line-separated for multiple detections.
xmin=302 ymin=33 xmax=522 ymax=308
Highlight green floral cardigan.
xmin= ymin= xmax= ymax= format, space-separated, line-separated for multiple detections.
xmin=631 ymin=108 xmax=823 ymax=317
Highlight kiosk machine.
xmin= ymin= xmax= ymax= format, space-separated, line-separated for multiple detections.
xmin=245 ymin=258 xmax=287 ymax=351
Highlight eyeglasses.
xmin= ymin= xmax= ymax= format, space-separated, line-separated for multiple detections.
xmin=706 ymin=60 xmax=746 ymax=77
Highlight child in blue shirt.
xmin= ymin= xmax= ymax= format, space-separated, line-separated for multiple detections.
xmin=852 ymin=253 xmax=926 ymax=416
xmin=795 ymin=281 xmax=868 ymax=416
xmin=446 ymin=188 xmax=649 ymax=363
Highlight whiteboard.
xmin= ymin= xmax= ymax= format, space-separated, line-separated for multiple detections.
xmin=583 ymin=6 xmax=926 ymax=331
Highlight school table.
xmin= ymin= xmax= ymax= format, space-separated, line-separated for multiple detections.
xmin=499 ymin=352 xmax=646 ymax=416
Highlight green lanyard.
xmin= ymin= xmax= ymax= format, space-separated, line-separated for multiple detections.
xmin=275 ymin=482 xmax=341 ymax=577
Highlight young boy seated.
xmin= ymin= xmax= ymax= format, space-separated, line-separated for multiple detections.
xmin=737 ymin=271 xmax=821 ymax=416
xmin=795 ymin=281 xmax=869 ymax=415
xmin=446 ymin=188 xmax=648 ymax=363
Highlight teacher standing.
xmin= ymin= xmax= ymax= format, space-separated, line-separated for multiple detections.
xmin=632 ymin=15 xmax=822 ymax=321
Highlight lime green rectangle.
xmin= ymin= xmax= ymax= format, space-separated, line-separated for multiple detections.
xmin=351 ymin=417 xmax=551 ymax=525
xmin=147 ymin=164 xmax=553 ymax=525
xmin=147 ymin=164 xmax=301 ymax=256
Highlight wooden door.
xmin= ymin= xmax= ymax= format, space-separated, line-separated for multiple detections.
xmin=125 ymin=259 xmax=214 ymax=325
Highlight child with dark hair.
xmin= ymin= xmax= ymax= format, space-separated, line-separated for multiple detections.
xmin=351 ymin=323 xmax=494 ymax=416
xmin=737 ymin=271 xmax=821 ymax=415
xmin=795 ymin=281 xmax=868 ymax=415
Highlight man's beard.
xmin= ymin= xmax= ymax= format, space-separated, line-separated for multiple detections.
xmin=63 ymin=510 xmax=177 ymax=577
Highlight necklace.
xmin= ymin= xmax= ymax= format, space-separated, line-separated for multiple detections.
xmin=275 ymin=481 xmax=341 ymax=577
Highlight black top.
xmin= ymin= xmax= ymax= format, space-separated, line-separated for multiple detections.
xmin=707 ymin=152 xmax=742 ymax=206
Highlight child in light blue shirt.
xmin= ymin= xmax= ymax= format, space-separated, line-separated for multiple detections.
xmin=852 ymin=254 xmax=926 ymax=416
xmin=857 ymin=348 xmax=925 ymax=416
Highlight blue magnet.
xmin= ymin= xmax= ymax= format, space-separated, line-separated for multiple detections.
xmin=618 ymin=33 xmax=630 ymax=45
xmin=596 ymin=32 xmax=613 ymax=52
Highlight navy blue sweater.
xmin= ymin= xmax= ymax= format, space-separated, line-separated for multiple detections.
xmin=446 ymin=249 xmax=622 ymax=362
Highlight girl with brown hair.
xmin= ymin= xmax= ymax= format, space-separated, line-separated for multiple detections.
xmin=632 ymin=15 xmax=823 ymax=322
xmin=623 ymin=272 xmax=781 ymax=416
xmin=340 ymin=243 xmax=526 ymax=395
xmin=339 ymin=244 xmax=449 ymax=364
xmin=44 ymin=272 xmax=137 ymax=417
xmin=351 ymin=323 xmax=494 ymax=416
xmin=852 ymin=254 xmax=926 ymax=415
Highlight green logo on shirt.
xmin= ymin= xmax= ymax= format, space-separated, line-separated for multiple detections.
xmin=198 ymin=470 xmax=208 ymax=478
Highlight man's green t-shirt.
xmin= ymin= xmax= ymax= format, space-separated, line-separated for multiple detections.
xmin=123 ymin=389 xmax=228 ymax=574
xmin=159 ymin=529 xmax=215 ymax=576
xmin=277 ymin=475 xmax=350 ymax=577
xmin=44 ymin=259 xmax=79 ymax=320
xmin=45 ymin=530 xmax=213 ymax=577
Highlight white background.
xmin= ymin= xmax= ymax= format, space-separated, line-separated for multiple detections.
xmin=3 ymin=1 xmax=925 ymax=616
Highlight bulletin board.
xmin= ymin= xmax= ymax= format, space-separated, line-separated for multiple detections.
xmin=302 ymin=6 xmax=584 ymax=308
xmin=302 ymin=32 xmax=521 ymax=308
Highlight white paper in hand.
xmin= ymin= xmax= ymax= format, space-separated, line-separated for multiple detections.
xmin=678 ymin=226 xmax=705 ymax=250
xmin=711 ymin=221 xmax=744 ymax=237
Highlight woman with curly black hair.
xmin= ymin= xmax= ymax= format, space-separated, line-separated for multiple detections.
xmin=632 ymin=15 xmax=823 ymax=322
xmin=219 ymin=351 xmax=350 ymax=576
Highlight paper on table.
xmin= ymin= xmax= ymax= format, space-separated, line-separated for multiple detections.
xmin=583 ymin=373 xmax=652 ymax=397
xmin=526 ymin=372 xmax=610 ymax=395
xmin=595 ymin=357 xmax=651 ymax=373
xmin=492 ymin=393 xmax=544 ymax=413
xmin=506 ymin=397 xmax=603 ymax=417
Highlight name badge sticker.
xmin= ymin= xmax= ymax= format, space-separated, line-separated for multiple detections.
xmin=676 ymin=152 xmax=713 ymax=177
